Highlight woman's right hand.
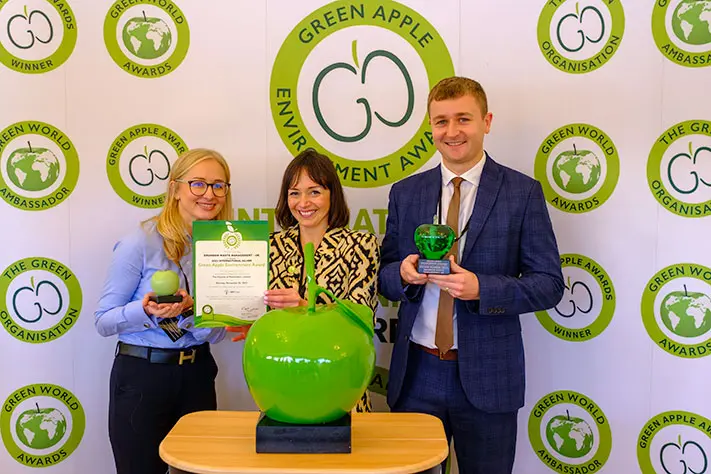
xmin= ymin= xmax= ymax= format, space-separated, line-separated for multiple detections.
xmin=264 ymin=287 xmax=307 ymax=309
xmin=142 ymin=292 xmax=185 ymax=319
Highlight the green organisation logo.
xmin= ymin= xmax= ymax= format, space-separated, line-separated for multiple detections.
xmin=0 ymin=257 xmax=82 ymax=343
xmin=536 ymin=254 xmax=615 ymax=342
xmin=638 ymin=411 xmax=711 ymax=473
xmin=1 ymin=383 xmax=85 ymax=467
xmin=0 ymin=121 xmax=79 ymax=211
xmin=529 ymin=390 xmax=612 ymax=473
xmin=642 ymin=263 xmax=711 ymax=358
xmin=104 ymin=0 xmax=189 ymax=78
xmin=653 ymin=0 xmax=711 ymax=68
xmin=0 ymin=0 xmax=77 ymax=73
xmin=538 ymin=0 xmax=624 ymax=74
xmin=534 ymin=123 xmax=620 ymax=213
xmin=270 ymin=0 xmax=454 ymax=188
xmin=648 ymin=120 xmax=711 ymax=217
xmin=106 ymin=124 xmax=187 ymax=208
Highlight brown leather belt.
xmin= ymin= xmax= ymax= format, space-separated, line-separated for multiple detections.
xmin=412 ymin=342 xmax=458 ymax=361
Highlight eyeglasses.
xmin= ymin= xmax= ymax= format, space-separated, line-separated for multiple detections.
xmin=175 ymin=179 xmax=230 ymax=197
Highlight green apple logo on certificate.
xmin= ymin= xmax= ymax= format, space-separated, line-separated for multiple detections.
xmin=192 ymin=221 xmax=269 ymax=327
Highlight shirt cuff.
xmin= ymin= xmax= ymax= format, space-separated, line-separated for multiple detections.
xmin=123 ymin=299 xmax=158 ymax=332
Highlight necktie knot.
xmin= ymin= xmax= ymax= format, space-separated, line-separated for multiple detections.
xmin=451 ymin=177 xmax=464 ymax=190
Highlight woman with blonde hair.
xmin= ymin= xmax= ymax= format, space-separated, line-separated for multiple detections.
xmin=95 ymin=148 xmax=233 ymax=474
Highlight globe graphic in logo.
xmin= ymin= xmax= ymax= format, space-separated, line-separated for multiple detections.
xmin=552 ymin=146 xmax=602 ymax=194
xmin=15 ymin=404 xmax=67 ymax=449
xmin=660 ymin=286 xmax=711 ymax=338
xmin=122 ymin=12 xmax=172 ymax=59
xmin=7 ymin=145 xmax=60 ymax=192
xmin=545 ymin=411 xmax=594 ymax=458
xmin=671 ymin=0 xmax=711 ymax=45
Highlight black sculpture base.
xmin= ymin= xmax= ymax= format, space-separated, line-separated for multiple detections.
xmin=149 ymin=294 xmax=183 ymax=304
xmin=255 ymin=412 xmax=351 ymax=453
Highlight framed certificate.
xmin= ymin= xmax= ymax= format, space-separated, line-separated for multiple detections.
xmin=193 ymin=220 xmax=269 ymax=327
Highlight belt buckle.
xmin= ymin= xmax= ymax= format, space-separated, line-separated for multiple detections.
xmin=438 ymin=351 xmax=447 ymax=360
xmin=178 ymin=348 xmax=197 ymax=365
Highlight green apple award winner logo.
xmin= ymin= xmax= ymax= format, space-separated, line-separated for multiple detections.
xmin=104 ymin=0 xmax=188 ymax=78
xmin=107 ymin=124 xmax=187 ymax=208
xmin=653 ymin=0 xmax=711 ymax=67
xmin=529 ymin=390 xmax=612 ymax=472
xmin=538 ymin=0 xmax=624 ymax=73
xmin=0 ymin=257 xmax=82 ymax=343
xmin=1 ymin=383 xmax=84 ymax=467
xmin=534 ymin=123 xmax=620 ymax=213
xmin=639 ymin=411 xmax=711 ymax=473
xmin=270 ymin=0 xmax=454 ymax=188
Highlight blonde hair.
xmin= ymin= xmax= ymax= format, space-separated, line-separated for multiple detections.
xmin=145 ymin=148 xmax=233 ymax=265
xmin=427 ymin=76 xmax=488 ymax=116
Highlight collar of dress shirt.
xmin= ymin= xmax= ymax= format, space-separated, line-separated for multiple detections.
xmin=441 ymin=151 xmax=486 ymax=187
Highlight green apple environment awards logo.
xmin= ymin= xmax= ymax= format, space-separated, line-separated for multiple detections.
xmin=0 ymin=121 xmax=79 ymax=211
xmin=537 ymin=0 xmax=624 ymax=74
xmin=1 ymin=384 xmax=85 ymax=467
xmin=529 ymin=391 xmax=612 ymax=472
xmin=648 ymin=120 xmax=711 ymax=217
xmin=270 ymin=0 xmax=454 ymax=188
xmin=107 ymin=124 xmax=187 ymax=208
xmin=534 ymin=123 xmax=619 ymax=213
xmin=638 ymin=411 xmax=711 ymax=473
xmin=0 ymin=257 xmax=82 ymax=343
xmin=653 ymin=0 xmax=711 ymax=67
xmin=104 ymin=0 xmax=189 ymax=78
xmin=536 ymin=254 xmax=615 ymax=342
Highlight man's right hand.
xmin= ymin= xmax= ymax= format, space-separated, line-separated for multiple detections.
xmin=400 ymin=254 xmax=428 ymax=286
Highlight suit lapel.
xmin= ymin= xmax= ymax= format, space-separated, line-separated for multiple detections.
xmin=461 ymin=154 xmax=502 ymax=262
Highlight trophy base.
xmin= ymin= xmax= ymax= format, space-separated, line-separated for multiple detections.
xmin=418 ymin=259 xmax=450 ymax=275
xmin=149 ymin=295 xmax=183 ymax=304
xmin=255 ymin=412 xmax=351 ymax=453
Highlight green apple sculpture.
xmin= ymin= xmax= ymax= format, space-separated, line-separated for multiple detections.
xmin=242 ymin=242 xmax=376 ymax=424
xmin=150 ymin=270 xmax=182 ymax=303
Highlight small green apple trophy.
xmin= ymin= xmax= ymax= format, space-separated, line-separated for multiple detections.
xmin=414 ymin=223 xmax=455 ymax=274
xmin=149 ymin=270 xmax=183 ymax=304
xmin=242 ymin=242 xmax=376 ymax=453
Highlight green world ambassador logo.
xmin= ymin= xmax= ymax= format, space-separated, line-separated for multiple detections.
xmin=536 ymin=254 xmax=615 ymax=342
xmin=270 ymin=0 xmax=454 ymax=188
xmin=534 ymin=123 xmax=620 ymax=213
xmin=107 ymin=124 xmax=187 ymax=208
xmin=0 ymin=121 xmax=79 ymax=211
xmin=1 ymin=383 xmax=84 ymax=467
xmin=0 ymin=257 xmax=82 ymax=343
xmin=638 ymin=411 xmax=711 ymax=473
xmin=653 ymin=0 xmax=711 ymax=67
xmin=538 ymin=0 xmax=624 ymax=74
xmin=529 ymin=390 xmax=612 ymax=473
xmin=648 ymin=120 xmax=711 ymax=217
xmin=104 ymin=0 xmax=189 ymax=78
xmin=0 ymin=0 xmax=77 ymax=73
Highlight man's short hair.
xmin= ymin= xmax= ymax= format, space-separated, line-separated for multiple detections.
xmin=427 ymin=76 xmax=488 ymax=116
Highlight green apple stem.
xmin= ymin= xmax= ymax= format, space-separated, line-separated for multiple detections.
xmin=573 ymin=143 xmax=577 ymax=155
xmin=304 ymin=242 xmax=316 ymax=313
xmin=30 ymin=276 xmax=35 ymax=289
xmin=24 ymin=5 xmax=28 ymax=18
xmin=566 ymin=409 xmax=571 ymax=421
xmin=567 ymin=275 xmax=571 ymax=289
xmin=351 ymin=40 xmax=359 ymax=69
xmin=575 ymin=2 xmax=580 ymax=16
xmin=35 ymin=402 xmax=40 ymax=413
xmin=689 ymin=142 xmax=693 ymax=156
xmin=143 ymin=10 xmax=147 ymax=21
xmin=27 ymin=141 xmax=32 ymax=153
xmin=684 ymin=284 xmax=688 ymax=296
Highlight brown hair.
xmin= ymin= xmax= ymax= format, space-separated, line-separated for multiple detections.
xmin=275 ymin=148 xmax=350 ymax=230
xmin=427 ymin=76 xmax=488 ymax=116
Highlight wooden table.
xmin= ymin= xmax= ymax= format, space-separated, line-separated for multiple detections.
xmin=160 ymin=411 xmax=448 ymax=474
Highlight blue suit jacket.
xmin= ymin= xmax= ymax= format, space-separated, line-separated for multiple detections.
xmin=378 ymin=155 xmax=564 ymax=413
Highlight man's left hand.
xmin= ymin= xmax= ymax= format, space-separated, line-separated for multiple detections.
xmin=427 ymin=256 xmax=480 ymax=301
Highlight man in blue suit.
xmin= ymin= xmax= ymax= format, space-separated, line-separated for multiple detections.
xmin=379 ymin=77 xmax=564 ymax=474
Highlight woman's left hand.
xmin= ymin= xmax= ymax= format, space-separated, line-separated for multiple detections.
xmin=264 ymin=287 xmax=306 ymax=309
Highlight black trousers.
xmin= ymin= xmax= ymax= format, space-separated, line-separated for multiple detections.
xmin=108 ymin=345 xmax=218 ymax=474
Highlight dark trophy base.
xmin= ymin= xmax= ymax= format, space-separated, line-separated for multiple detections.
xmin=418 ymin=259 xmax=450 ymax=275
xmin=255 ymin=412 xmax=351 ymax=453
xmin=149 ymin=295 xmax=183 ymax=304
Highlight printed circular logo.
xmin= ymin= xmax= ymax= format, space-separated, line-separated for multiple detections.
xmin=0 ymin=121 xmax=79 ymax=211
xmin=106 ymin=124 xmax=187 ymax=208
xmin=534 ymin=123 xmax=620 ymax=213
xmin=529 ymin=390 xmax=612 ymax=472
xmin=642 ymin=263 xmax=711 ymax=358
xmin=270 ymin=0 xmax=454 ymax=188
xmin=1 ymin=383 xmax=85 ymax=467
xmin=104 ymin=0 xmax=189 ymax=78
xmin=0 ymin=257 xmax=82 ymax=343
xmin=536 ymin=254 xmax=615 ymax=342
xmin=537 ymin=0 xmax=625 ymax=74
xmin=648 ymin=120 xmax=711 ymax=218
xmin=0 ymin=0 xmax=77 ymax=73
xmin=638 ymin=411 xmax=711 ymax=473
xmin=653 ymin=0 xmax=711 ymax=67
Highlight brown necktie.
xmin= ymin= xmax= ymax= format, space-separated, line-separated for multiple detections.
xmin=435 ymin=177 xmax=463 ymax=354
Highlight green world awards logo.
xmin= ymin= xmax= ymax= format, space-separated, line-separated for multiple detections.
xmin=638 ymin=411 xmax=711 ymax=473
xmin=648 ymin=120 xmax=711 ymax=217
xmin=529 ymin=391 xmax=612 ymax=472
xmin=270 ymin=0 xmax=454 ymax=188
xmin=1 ymin=384 xmax=84 ymax=467
xmin=0 ymin=121 xmax=79 ymax=211
xmin=534 ymin=123 xmax=620 ymax=213
xmin=0 ymin=257 xmax=82 ymax=343
xmin=0 ymin=0 xmax=77 ymax=73
xmin=536 ymin=254 xmax=615 ymax=342
xmin=106 ymin=124 xmax=187 ymax=208
xmin=537 ymin=0 xmax=624 ymax=74
xmin=653 ymin=0 xmax=711 ymax=67
xmin=104 ymin=0 xmax=189 ymax=78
